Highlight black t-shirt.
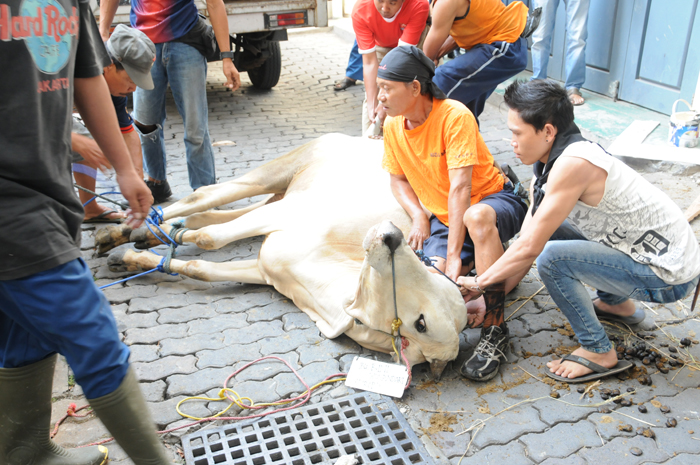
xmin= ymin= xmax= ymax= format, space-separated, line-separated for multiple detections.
xmin=0 ymin=0 xmax=110 ymax=279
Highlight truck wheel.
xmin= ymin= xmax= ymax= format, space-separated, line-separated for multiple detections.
xmin=248 ymin=41 xmax=281 ymax=90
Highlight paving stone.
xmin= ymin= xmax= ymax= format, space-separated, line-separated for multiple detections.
xmin=539 ymin=457 xmax=587 ymax=465
xmin=51 ymin=415 xmax=109 ymax=448
xmin=140 ymin=380 xmax=167 ymax=402
xmin=129 ymin=344 xmax=160 ymax=363
xmin=469 ymin=403 xmax=548 ymax=450
xmin=155 ymin=278 xmax=212 ymax=294
xmin=510 ymin=330 xmax=578 ymax=358
xmin=167 ymin=366 xmax=247 ymax=397
xmin=520 ymin=309 xmax=567 ymax=334
xmin=282 ymin=311 xmax=316 ymax=331
xmin=654 ymin=419 xmax=700 ymax=456
xmin=124 ymin=323 xmax=188 ymax=344
xmin=297 ymin=335 xmax=361 ymax=364
xmin=132 ymin=355 xmax=198 ymax=382
xmin=660 ymin=454 xmax=700 ymax=465
xmin=215 ymin=293 xmax=278 ymax=315
xmin=113 ymin=309 xmax=159 ymax=332
xmin=258 ymin=327 xmax=325 ymax=356
xmin=520 ymin=421 xmax=601 ymax=461
xmin=273 ymin=359 xmax=340 ymax=398
xmin=148 ymin=395 xmax=212 ymax=427
xmin=187 ymin=314 xmax=248 ymax=335
xmin=506 ymin=318 xmax=532 ymax=338
xmin=157 ymin=303 xmax=217 ymax=324
xmin=185 ymin=286 xmax=247 ymax=305
xmin=578 ymin=435 xmax=669 ymax=465
xmin=223 ymin=320 xmax=285 ymax=345
xmin=129 ymin=294 xmax=189 ymax=313
xmin=461 ymin=441 xmax=534 ymax=465
xmin=196 ymin=342 xmax=263 ymax=369
xmin=159 ymin=333 xmax=226 ymax=356
xmin=52 ymin=355 xmax=70 ymax=397
xmin=102 ymin=284 xmax=158 ymax=304
xmin=246 ymin=298 xmax=299 ymax=322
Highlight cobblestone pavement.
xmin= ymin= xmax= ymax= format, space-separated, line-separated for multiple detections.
xmin=53 ymin=30 xmax=700 ymax=464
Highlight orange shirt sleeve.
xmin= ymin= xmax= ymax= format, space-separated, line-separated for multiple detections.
xmin=443 ymin=109 xmax=479 ymax=170
xmin=399 ymin=0 xmax=430 ymax=46
xmin=381 ymin=117 xmax=405 ymax=175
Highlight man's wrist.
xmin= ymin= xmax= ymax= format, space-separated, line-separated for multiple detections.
xmin=220 ymin=51 xmax=234 ymax=61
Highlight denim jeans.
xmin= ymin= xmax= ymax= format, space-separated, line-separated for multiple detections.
xmin=530 ymin=0 xmax=590 ymax=90
xmin=134 ymin=41 xmax=216 ymax=191
xmin=536 ymin=230 xmax=699 ymax=354
xmin=345 ymin=40 xmax=364 ymax=82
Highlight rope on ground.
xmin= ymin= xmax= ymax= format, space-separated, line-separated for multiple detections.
xmin=74 ymin=185 xmax=128 ymax=210
xmin=50 ymin=403 xmax=92 ymax=439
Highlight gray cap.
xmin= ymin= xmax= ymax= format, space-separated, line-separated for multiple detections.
xmin=106 ymin=24 xmax=156 ymax=90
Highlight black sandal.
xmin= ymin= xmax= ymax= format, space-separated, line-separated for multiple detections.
xmin=333 ymin=77 xmax=356 ymax=91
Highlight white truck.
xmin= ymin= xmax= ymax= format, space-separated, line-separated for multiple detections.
xmin=95 ymin=0 xmax=328 ymax=89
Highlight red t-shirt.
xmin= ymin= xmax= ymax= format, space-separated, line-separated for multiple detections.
xmin=352 ymin=0 xmax=430 ymax=54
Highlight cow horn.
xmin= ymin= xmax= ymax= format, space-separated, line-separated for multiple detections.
xmin=430 ymin=360 xmax=448 ymax=380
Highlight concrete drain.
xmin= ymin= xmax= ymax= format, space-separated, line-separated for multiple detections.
xmin=182 ymin=392 xmax=435 ymax=465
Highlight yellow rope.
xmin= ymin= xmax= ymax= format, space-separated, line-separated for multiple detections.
xmin=176 ymin=378 xmax=347 ymax=421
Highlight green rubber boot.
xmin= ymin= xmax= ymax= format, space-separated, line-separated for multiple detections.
xmin=0 ymin=355 xmax=109 ymax=465
xmin=88 ymin=368 xmax=171 ymax=465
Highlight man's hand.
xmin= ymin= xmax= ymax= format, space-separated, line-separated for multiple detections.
xmin=456 ymin=275 xmax=482 ymax=302
xmin=445 ymin=256 xmax=463 ymax=283
xmin=367 ymin=99 xmax=377 ymax=124
xmin=116 ymin=171 xmax=153 ymax=228
xmin=374 ymin=101 xmax=386 ymax=127
xmin=72 ymin=133 xmax=111 ymax=173
xmin=222 ymin=59 xmax=241 ymax=91
xmin=407 ymin=215 xmax=430 ymax=251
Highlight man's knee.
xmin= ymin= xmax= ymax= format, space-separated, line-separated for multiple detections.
xmin=536 ymin=241 xmax=562 ymax=278
xmin=135 ymin=120 xmax=157 ymax=134
xmin=464 ymin=205 xmax=497 ymax=241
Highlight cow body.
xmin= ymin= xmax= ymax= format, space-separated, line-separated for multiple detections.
xmin=101 ymin=134 xmax=469 ymax=375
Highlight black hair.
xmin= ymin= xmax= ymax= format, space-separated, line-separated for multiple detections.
xmin=106 ymin=48 xmax=124 ymax=71
xmin=503 ymin=79 xmax=574 ymax=132
xmin=404 ymin=79 xmax=432 ymax=97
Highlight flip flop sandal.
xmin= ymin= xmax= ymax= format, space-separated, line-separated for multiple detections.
xmin=593 ymin=301 xmax=646 ymax=326
xmin=567 ymin=88 xmax=585 ymax=106
xmin=545 ymin=354 xmax=633 ymax=384
xmin=334 ymin=77 xmax=356 ymax=91
xmin=84 ymin=210 xmax=125 ymax=224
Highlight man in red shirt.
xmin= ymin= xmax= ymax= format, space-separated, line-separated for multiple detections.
xmin=352 ymin=0 xmax=429 ymax=134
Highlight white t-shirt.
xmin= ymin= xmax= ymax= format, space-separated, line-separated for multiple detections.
xmin=560 ymin=141 xmax=700 ymax=285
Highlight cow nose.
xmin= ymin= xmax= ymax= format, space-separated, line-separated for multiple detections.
xmin=382 ymin=229 xmax=402 ymax=253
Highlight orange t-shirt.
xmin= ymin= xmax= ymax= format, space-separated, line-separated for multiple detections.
xmin=449 ymin=0 xmax=527 ymax=50
xmin=382 ymin=98 xmax=504 ymax=226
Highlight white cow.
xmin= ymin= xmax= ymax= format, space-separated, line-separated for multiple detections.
xmin=99 ymin=134 xmax=469 ymax=377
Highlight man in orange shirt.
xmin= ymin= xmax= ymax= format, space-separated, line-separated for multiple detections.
xmin=352 ymin=0 xmax=430 ymax=134
xmin=423 ymin=0 xmax=533 ymax=123
xmin=379 ymin=46 xmax=527 ymax=381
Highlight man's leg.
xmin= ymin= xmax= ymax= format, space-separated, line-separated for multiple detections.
xmin=530 ymin=0 xmax=559 ymax=80
xmin=346 ymin=41 xmax=364 ymax=82
xmin=134 ymin=43 xmax=169 ymax=186
xmin=0 ymin=259 xmax=169 ymax=463
xmin=73 ymin=162 xmax=126 ymax=221
xmin=166 ymin=41 xmax=216 ymax=191
xmin=563 ymin=0 xmax=590 ymax=93
xmin=536 ymin=240 xmax=699 ymax=380
xmin=433 ymin=39 xmax=527 ymax=120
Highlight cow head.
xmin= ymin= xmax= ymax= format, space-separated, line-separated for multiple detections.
xmin=345 ymin=221 xmax=469 ymax=379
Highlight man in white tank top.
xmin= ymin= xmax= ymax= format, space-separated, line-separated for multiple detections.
xmin=456 ymin=79 xmax=700 ymax=383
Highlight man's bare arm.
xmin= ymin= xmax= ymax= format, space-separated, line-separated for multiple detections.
xmin=207 ymin=0 xmax=241 ymax=91
xmin=362 ymin=52 xmax=380 ymax=124
xmin=389 ymin=174 xmax=430 ymax=250
xmin=445 ymin=166 xmax=472 ymax=280
xmin=422 ymin=0 xmax=463 ymax=60
xmin=99 ymin=0 xmax=119 ymax=40
xmin=123 ymin=130 xmax=143 ymax=179
xmin=74 ymin=75 xmax=152 ymax=227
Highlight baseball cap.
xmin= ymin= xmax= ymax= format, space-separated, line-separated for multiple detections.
xmin=106 ymin=25 xmax=156 ymax=90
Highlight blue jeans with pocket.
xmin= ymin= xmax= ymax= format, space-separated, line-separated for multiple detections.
xmin=134 ymin=41 xmax=216 ymax=191
xmin=536 ymin=229 xmax=699 ymax=354
xmin=530 ymin=0 xmax=590 ymax=90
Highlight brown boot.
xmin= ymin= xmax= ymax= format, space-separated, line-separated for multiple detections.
xmin=0 ymin=355 xmax=109 ymax=465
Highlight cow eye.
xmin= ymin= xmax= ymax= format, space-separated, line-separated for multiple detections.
xmin=415 ymin=314 xmax=427 ymax=333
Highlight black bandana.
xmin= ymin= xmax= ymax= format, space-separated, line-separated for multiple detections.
xmin=377 ymin=45 xmax=447 ymax=99
xmin=531 ymin=123 xmax=586 ymax=215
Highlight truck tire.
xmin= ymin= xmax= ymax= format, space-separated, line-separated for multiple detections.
xmin=248 ymin=41 xmax=281 ymax=90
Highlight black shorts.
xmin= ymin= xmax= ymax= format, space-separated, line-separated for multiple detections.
xmin=422 ymin=184 xmax=527 ymax=266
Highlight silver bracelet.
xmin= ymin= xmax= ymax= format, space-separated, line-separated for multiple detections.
xmin=471 ymin=275 xmax=486 ymax=294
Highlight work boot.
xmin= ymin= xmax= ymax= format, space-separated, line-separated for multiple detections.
xmin=0 ymin=354 xmax=109 ymax=465
xmin=89 ymin=368 xmax=171 ymax=465
xmin=146 ymin=179 xmax=172 ymax=204
xmin=460 ymin=324 xmax=509 ymax=381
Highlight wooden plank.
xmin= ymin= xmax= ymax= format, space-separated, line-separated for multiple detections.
xmin=686 ymin=192 xmax=700 ymax=222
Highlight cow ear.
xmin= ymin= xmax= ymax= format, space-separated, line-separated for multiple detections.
xmin=344 ymin=261 xmax=395 ymax=331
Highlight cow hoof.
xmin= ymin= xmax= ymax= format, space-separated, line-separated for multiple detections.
xmin=96 ymin=224 xmax=133 ymax=255
xmin=130 ymin=226 xmax=166 ymax=250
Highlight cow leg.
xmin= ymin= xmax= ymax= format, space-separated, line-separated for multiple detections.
xmin=108 ymin=249 xmax=267 ymax=284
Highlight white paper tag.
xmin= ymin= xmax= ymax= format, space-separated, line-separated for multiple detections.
xmin=345 ymin=357 xmax=408 ymax=398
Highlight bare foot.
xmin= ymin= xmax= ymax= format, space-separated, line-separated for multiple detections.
xmin=465 ymin=295 xmax=486 ymax=328
xmin=84 ymin=204 xmax=126 ymax=222
xmin=547 ymin=347 xmax=618 ymax=379
xmin=593 ymin=298 xmax=636 ymax=317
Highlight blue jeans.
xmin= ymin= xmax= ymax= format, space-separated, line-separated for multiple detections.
xmin=0 ymin=259 xmax=130 ymax=398
xmin=345 ymin=40 xmax=364 ymax=81
xmin=530 ymin=0 xmax=590 ymax=90
xmin=134 ymin=41 xmax=216 ymax=191
xmin=536 ymin=232 xmax=699 ymax=354
xmin=433 ymin=38 xmax=527 ymax=121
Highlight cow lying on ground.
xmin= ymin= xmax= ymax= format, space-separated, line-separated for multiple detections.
xmin=98 ymin=134 xmax=470 ymax=378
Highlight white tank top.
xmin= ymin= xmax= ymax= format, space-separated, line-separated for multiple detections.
xmin=560 ymin=141 xmax=700 ymax=285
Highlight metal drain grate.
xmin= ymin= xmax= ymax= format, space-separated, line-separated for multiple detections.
xmin=181 ymin=392 xmax=436 ymax=465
